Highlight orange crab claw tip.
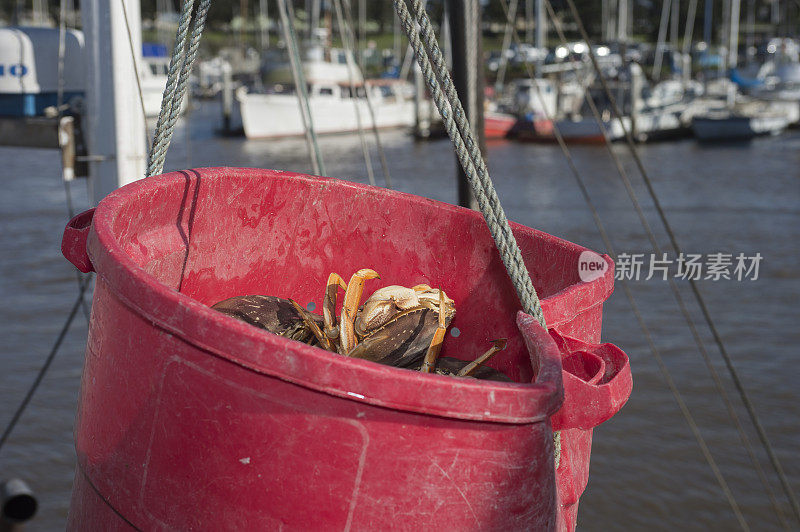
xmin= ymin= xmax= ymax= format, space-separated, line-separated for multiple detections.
xmin=327 ymin=273 xmax=348 ymax=289
xmin=355 ymin=268 xmax=380 ymax=279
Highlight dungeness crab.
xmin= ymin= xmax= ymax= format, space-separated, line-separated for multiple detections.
xmin=212 ymin=269 xmax=510 ymax=381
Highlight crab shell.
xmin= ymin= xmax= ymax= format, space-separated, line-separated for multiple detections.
xmin=211 ymin=295 xmax=323 ymax=344
xmin=348 ymin=285 xmax=456 ymax=368
xmin=212 ymin=285 xmax=457 ymax=370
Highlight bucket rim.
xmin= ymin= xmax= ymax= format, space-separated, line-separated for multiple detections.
xmin=86 ymin=167 xmax=610 ymax=424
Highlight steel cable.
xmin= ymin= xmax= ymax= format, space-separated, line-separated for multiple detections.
xmin=491 ymin=0 xmax=752 ymax=526
xmin=0 ymin=277 xmax=92 ymax=454
xmin=538 ymin=4 xmax=789 ymax=528
xmin=332 ymin=0 xmax=376 ymax=186
xmin=277 ymin=0 xmax=326 ymax=176
xmin=341 ymin=0 xmax=394 ymax=189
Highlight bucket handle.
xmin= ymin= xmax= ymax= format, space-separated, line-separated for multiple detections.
xmin=62 ymin=208 xmax=96 ymax=273
xmin=548 ymin=329 xmax=632 ymax=431
xmin=517 ymin=312 xmax=565 ymax=417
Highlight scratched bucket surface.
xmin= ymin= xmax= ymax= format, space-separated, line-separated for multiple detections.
xmin=63 ymin=167 xmax=625 ymax=531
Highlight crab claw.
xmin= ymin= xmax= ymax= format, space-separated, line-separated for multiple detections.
xmin=456 ymin=339 xmax=508 ymax=377
xmin=323 ymin=273 xmax=348 ymax=344
xmin=341 ymin=268 xmax=380 ymax=354
xmin=420 ymin=289 xmax=447 ymax=373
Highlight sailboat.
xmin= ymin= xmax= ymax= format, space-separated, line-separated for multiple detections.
xmin=691 ymin=98 xmax=794 ymax=139
xmin=746 ymin=38 xmax=800 ymax=126
xmin=690 ymin=0 xmax=792 ymax=140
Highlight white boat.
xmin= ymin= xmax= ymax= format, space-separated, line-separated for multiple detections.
xmin=748 ymin=58 xmax=800 ymax=126
xmin=237 ymin=52 xmax=417 ymax=139
xmin=0 ymin=27 xmax=85 ymax=117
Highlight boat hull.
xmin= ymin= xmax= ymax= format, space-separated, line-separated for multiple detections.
xmin=691 ymin=115 xmax=788 ymax=140
xmin=238 ymin=92 xmax=415 ymax=138
xmin=484 ymin=112 xmax=518 ymax=139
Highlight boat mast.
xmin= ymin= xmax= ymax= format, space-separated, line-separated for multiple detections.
xmin=359 ymin=0 xmax=366 ymax=66
xmin=703 ymin=0 xmax=712 ymax=44
xmin=606 ymin=0 xmax=617 ymax=41
xmin=526 ymin=0 xmax=534 ymax=43
xmin=535 ymin=0 xmax=545 ymax=68
xmin=745 ymin=0 xmax=754 ymax=65
xmin=671 ymin=0 xmax=680 ymax=51
xmin=81 ymin=0 xmax=147 ymax=204
xmin=617 ymin=0 xmax=628 ymax=42
xmin=259 ymin=0 xmax=269 ymax=50
xmin=311 ymin=0 xmax=321 ymax=40
xmin=653 ymin=0 xmax=673 ymax=79
xmin=727 ymin=0 xmax=740 ymax=104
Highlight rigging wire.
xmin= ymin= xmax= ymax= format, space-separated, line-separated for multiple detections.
xmin=543 ymin=8 xmax=786 ymax=521
xmin=494 ymin=0 xmax=518 ymax=92
xmin=542 ymin=1 xmax=789 ymax=527
xmin=0 ymin=277 xmax=92 ymax=454
xmin=560 ymin=0 xmax=800 ymax=523
xmin=55 ymin=0 xmax=92 ymax=324
xmin=332 ymin=0 xmax=377 ymax=186
xmin=494 ymin=1 xmax=751 ymax=527
xmin=542 ymin=32 xmax=793 ymax=527
xmin=341 ymin=0 xmax=393 ymax=189
xmin=276 ymin=0 xmax=326 ymax=176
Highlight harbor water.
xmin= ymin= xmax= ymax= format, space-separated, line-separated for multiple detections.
xmin=0 ymin=100 xmax=798 ymax=530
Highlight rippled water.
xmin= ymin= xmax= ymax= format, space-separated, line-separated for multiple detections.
xmin=1 ymin=100 xmax=798 ymax=530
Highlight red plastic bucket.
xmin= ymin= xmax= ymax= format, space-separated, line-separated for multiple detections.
xmin=62 ymin=168 xmax=630 ymax=530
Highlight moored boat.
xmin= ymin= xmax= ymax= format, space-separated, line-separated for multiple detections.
xmin=0 ymin=27 xmax=84 ymax=117
xmin=691 ymin=100 xmax=792 ymax=140
xmin=238 ymin=78 xmax=416 ymax=138
xmin=237 ymin=50 xmax=417 ymax=139
xmin=484 ymin=110 xmax=518 ymax=139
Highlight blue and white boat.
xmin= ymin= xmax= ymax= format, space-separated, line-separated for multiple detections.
xmin=0 ymin=26 xmax=85 ymax=117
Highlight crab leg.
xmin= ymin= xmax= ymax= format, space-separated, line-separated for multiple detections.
xmin=420 ymin=290 xmax=447 ymax=373
xmin=340 ymin=268 xmax=380 ymax=354
xmin=289 ymin=300 xmax=334 ymax=351
xmin=323 ymin=273 xmax=348 ymax=344
xmin=456 ymin=339 xmax=508 ymax=377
